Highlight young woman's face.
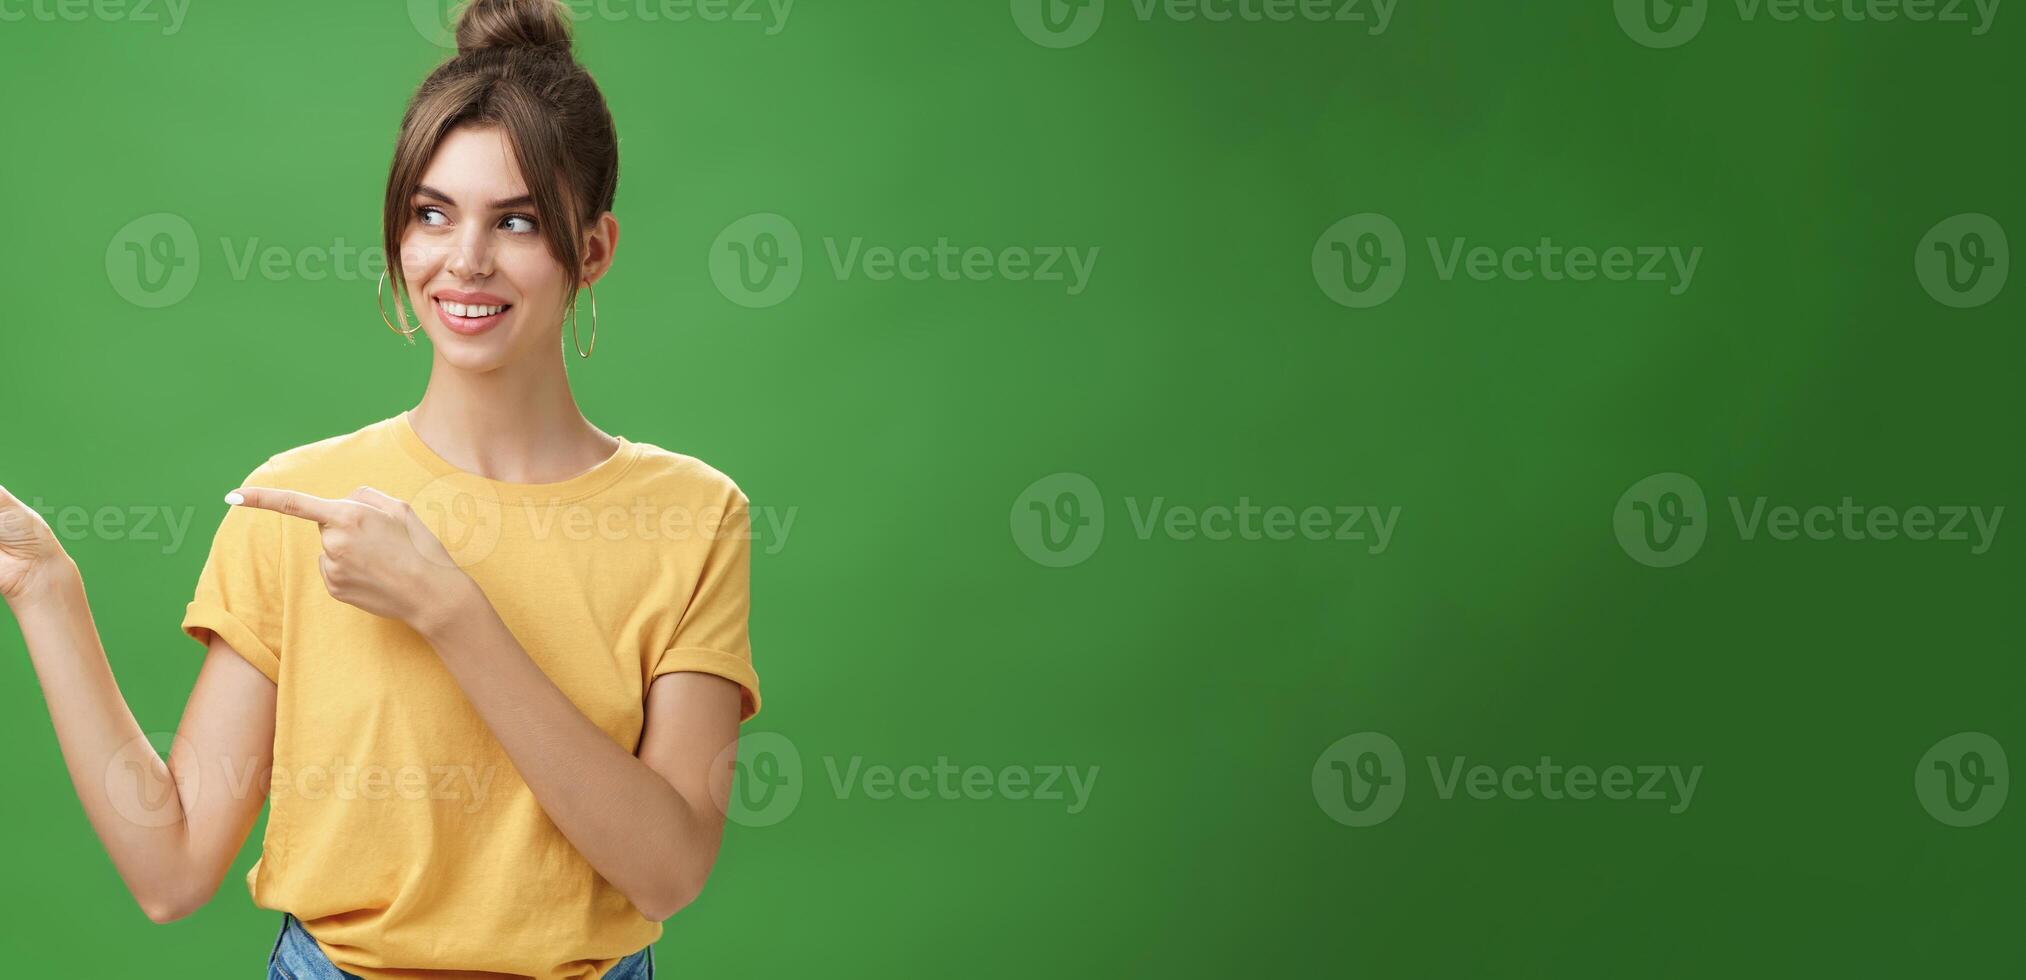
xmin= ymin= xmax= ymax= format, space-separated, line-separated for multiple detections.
xmin=398 ymin=124 xmax=608 ymax=371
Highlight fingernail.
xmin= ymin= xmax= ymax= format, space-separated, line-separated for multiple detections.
xmin=224 ymin=491 xmax=245 ymax=506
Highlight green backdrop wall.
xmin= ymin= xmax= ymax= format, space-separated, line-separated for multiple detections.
xmin=2 ymin=1 xmax=2021 ymax=976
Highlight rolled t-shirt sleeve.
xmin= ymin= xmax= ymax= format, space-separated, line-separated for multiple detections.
xmin=650 ymin=490 xmax=761 ymax=723
xmin=180 ymin=462 xmax=286 ymax=683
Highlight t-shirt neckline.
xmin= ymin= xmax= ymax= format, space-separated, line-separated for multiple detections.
xmin=390 ymin=409 xmax=640 ymax=506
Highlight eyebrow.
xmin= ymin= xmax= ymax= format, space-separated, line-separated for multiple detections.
xmin=414 ymin=184 xmax=536 ymax=210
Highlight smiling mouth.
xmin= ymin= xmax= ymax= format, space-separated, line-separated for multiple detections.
xmin=434 ymin=298 xmax=512 ymax=335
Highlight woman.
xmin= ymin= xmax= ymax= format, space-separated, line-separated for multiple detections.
xmin=0 ymin=1 xmax=760 ymax=976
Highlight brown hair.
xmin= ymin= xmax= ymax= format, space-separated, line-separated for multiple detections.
xmin=382 ymin=0 xmax=619 ymax=313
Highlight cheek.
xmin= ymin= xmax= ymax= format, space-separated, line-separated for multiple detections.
xmin=499 ymin=252 xmax=569 ymax=315
xmin=398 ymin=233 xmax=447 ymax=282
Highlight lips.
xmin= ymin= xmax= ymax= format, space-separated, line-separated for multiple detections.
xmin=431 ymin=293 xmax=513 ymax=336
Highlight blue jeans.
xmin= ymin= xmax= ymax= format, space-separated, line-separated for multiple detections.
xmin=265 ymin=912 xmax=654 ymax=979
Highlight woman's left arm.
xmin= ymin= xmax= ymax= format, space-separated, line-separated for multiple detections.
xmin=228 ymin=484 xmax=742 ymax=922
xmin=419 ymin=583 xmax=740 ymax=922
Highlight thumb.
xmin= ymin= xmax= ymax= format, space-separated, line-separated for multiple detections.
xmin=346 ymin=486 xmax=412 ymax=516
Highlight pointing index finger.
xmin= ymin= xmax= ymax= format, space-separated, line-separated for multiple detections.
xmin=227 ymin=486 xmax=348 ymax=525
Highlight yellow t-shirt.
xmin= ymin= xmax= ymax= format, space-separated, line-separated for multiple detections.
xmin=180 ymin=411 xmax=761 ymax=980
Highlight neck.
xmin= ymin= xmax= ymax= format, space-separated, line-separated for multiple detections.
xmin=408 ymin=348 xmax=616 ymax=484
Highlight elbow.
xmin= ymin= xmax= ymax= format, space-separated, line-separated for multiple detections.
xmin=139 ymin=894 xmax=196 ymax=924
xmin=633 ymin=871 xmax=709 ymax=923
xmin=137 ymin=880 xmax=216 ymax=925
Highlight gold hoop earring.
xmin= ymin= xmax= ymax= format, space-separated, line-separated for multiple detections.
xmin=377 ymin=272 xmax=421 ymax=345
xmin=567 ymin=281 xmax=598 ymax=358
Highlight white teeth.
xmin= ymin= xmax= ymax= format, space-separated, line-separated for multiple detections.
xmin=440 ymin=300 xmax=506 ymax=318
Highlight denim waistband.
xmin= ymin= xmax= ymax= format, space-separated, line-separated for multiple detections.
xmin=265 ymin=913 xmax=654 ymax=979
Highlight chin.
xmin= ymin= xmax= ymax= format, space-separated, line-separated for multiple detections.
xmin=425 ymin=326 xmax=522 ymax=373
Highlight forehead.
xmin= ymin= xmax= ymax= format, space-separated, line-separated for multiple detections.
xmin=418 ymin=124 xmax=528 ymax=200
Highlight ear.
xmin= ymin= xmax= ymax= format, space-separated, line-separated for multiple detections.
xmin=579 ymin=212 xmax=620 ymax=286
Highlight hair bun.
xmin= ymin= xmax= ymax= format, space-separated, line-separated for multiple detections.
xmin=455 ymin=0 xmax=573 ymax=56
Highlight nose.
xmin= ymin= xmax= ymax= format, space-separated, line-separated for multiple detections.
xmin=444 ymin=221 xmax=495 ymax=280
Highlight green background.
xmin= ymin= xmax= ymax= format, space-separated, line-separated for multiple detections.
xmin=3 ymin=0 xmax=2021 ymax=976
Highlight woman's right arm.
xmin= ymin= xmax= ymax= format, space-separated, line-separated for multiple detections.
xmin=3 ymin=486 xmax=276 ymax=923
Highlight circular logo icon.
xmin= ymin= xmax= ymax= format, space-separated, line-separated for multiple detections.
xmin=710 ymin=213 xmax=804 ymax=309
xmin=1614 ymin=472 xmax=1707 ymax=568
xmin=1011 ymin=472 xmax=1104 ymax=568
xmin=1916 ymin=732 xmax=2008 ymax=827
xmin=409 ymin=474 xmax=505 ymax=570
xmin=1314 ymin=213 xmax=1406 ymax=309
xmin=712 ymin=731 xmax=803 ymax=828
xmin=105 ymin=731 xmax=192 ymax=830
xmin=1313 ymin=732 xmax=1405 ymax=827
xmin=1615 ymin=0 xmax=1706 ymax=49
xmin=1012 ymin=0 xmax=1104 ymax=49
xmin=1916 ymin=213 xmax=2009 ymax=309
xmin=408 ymin=0 xmax=457 ymax=49
xmin=107 ymin=213 xmax=200 ymax=309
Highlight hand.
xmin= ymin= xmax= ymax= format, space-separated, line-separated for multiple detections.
xmin=0 ymin=483 xmax=76 ymax=608
xmin=229 ymin=485 xmax=475 ymax=633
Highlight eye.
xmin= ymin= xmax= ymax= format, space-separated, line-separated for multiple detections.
xmin=501 ymin=214 xmax=538 ymax=234
xmin=415 ymin=206 xmax=449 ymax=227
